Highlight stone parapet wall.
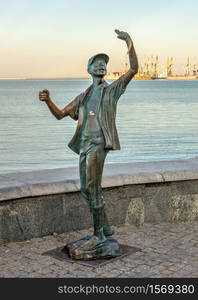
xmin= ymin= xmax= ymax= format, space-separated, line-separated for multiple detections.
xmin=1 ymin=157 xmax=198 ymax=244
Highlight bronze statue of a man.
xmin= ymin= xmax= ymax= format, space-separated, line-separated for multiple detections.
xmin=39 ymin=29 xmax=138 ymax=259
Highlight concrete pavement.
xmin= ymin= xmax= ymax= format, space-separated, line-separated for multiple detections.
xmin=0 ymin=222 xmax=197 ymax=278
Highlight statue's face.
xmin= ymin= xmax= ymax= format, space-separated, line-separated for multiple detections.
xmin=90 ymin=58 xmax=107 ymax=77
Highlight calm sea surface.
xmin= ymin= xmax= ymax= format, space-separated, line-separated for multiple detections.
xmin=0 ymin=79 xmax=198 ymax=174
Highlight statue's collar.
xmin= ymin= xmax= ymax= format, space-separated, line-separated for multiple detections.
xmin=81 ymin=80 xmax=108 ymax=105
xmin=90 ymin=80 xmax=108 ymax=90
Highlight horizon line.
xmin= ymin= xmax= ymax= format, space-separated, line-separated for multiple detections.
xmin=0 ymin=76 xmax=91 ymax=80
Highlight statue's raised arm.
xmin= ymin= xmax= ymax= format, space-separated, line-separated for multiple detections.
xmin=115 ymin=29 xmax=138 ymax=79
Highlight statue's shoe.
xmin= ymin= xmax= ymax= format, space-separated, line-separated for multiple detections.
xmin=78 ymin=235 xmax=107 ymax=251
xmin=103 ymin=226 xmax=115 ymax=236
xmin=66 ymin=234 xmax=121 ymax=260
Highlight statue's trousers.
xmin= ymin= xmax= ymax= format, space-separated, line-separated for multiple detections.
xmin=79 ymin=135 xmax=108 ymax=213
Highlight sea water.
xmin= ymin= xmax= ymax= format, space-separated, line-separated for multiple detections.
xmin=0 ymin=79 xmax=198 ymax=174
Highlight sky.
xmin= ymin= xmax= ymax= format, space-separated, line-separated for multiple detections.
xmin=1 ymin=0 xmax=198 ymax=78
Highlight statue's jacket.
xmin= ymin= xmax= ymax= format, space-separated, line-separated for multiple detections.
xmin=65 ymin=72 xmax=131 ymax=154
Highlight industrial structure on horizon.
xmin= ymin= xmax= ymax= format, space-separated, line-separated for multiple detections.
xmin=105 ymin=56 xmax=198 ymax=80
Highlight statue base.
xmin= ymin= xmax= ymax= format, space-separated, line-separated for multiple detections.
xmin=42 ymin=243 xmax=141 ymax=267
xmin=65 ymin=235 xmax=121 ymax=260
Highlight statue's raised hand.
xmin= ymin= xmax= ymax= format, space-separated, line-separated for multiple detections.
xmin=115 ymin=29 xmax=132 ymax=53
xmin=39 ymin=89 xmax=50 ymax=102
xmin=115 ymin=29 xmax=131 ymax=41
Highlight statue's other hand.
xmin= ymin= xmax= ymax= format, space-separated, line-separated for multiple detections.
xmin=115 ymin=29 xmax=131 ymax=41
xmin=39 ymin=89 xmax=50 ymax=102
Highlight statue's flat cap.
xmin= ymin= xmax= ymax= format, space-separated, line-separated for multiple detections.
xmin=88 ymin=53 xmax=109 ymax=67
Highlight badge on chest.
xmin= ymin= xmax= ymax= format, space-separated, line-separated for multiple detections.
xmin=89 ymin=110 xmax=95 ymax=116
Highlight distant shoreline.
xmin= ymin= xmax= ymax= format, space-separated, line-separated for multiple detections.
xmin=0 ymin=77 xmax=90 ymax=80
xmin=0 ymin=77 xmax=197 ymax=81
